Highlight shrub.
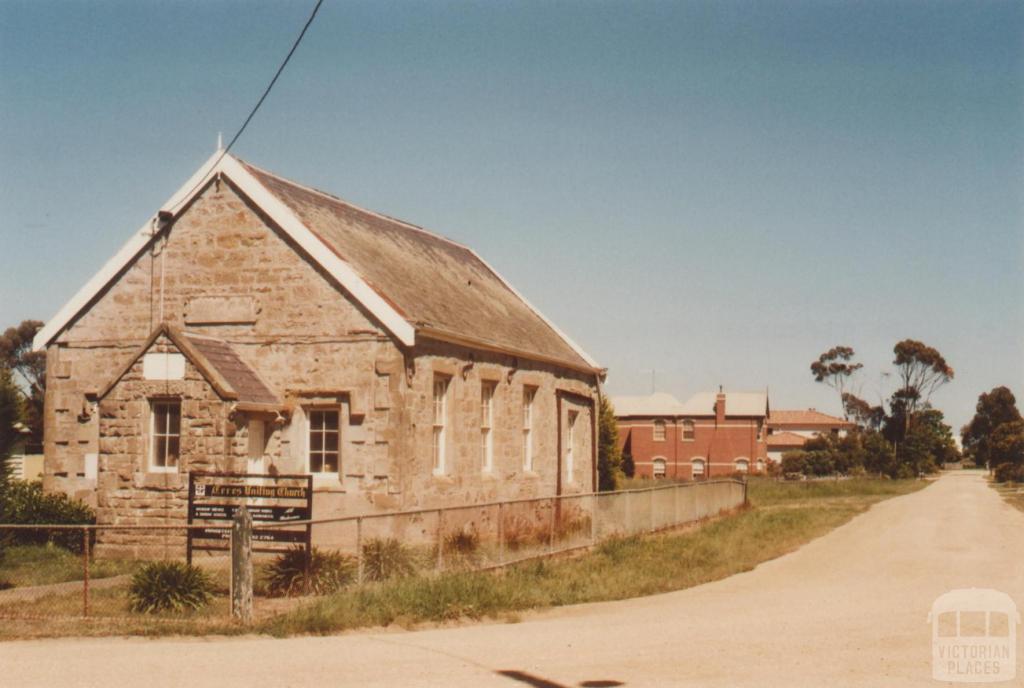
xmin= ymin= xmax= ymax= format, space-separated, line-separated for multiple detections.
xmin=502 ymin=515 xmax=544 ymax=552
xmin=362 ymin=537 xmax=418 ymax=581
xmin=0 ymin=481 xmax=95 ymax=552
xmin=781 ymin=452 xmax=805 ymax=476
xmin=264 ymin=547 xmax=357 ymax=597
xmin=994 ymin=462 xmax=1024 ymax=484
xmin=127 ymin=561 xmax=215 ymax=614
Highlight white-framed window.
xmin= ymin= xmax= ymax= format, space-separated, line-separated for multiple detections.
xmin=735 ymin=459 xmax=750 ymax=474
xmin=682 ymin=419 xmax=695 ymax=440
xmin=480 ymin=381 xmax=496 ymax=472
xmin=653 ymin=458 xmax=667 ymax=478
xmin=653 ymin=419 xmax=666 ymax=441
xmin=522 ymin=387 xmax=536 ymax=472
xmin=692 ymin=458 xmax=706 ymax=479
xmin=149 ymin=400 xmax=181 ymax=472
xmin=247 ymin=419 xmax=267 ymax=475
xmin=432 ymin=376 xmax=449 ymax=475
xmin=308 ymin=409 xmax=340 ymax=474
xmin=566 ymin=410 xmax=578 ymax=483
xmin=756 ymin=459 xmax=765 ymax=473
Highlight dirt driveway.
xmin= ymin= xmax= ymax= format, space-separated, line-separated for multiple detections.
xmin=2 ymin=472 xmax=1022 ymax=687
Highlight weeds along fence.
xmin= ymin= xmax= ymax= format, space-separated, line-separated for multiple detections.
xmin=0 ymin=479 xmax=745 ymax=624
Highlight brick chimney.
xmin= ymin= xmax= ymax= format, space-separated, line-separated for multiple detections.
xmin=715 ymin=386 xmax=726 ymax=425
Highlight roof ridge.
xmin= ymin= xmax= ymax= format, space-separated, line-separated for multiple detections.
xmin=235 ymin=156 xmax=474 ymax=252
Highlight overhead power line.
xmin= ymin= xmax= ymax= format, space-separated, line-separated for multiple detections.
xmin=166 ymin=0 xmax=325 ymax=214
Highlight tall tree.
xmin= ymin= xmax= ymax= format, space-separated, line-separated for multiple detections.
xmin=597 ymin=395 xmax=623 ymax=491
xmin=0 ymin=320 xmax=45 ymax=442
xmin=0 ymin=367 xmax=25 ymax=489
xmin=891 ymin=339 xmax=953 ymax=418
xmin=962 ymin=387 xmax=1022 ymax=467
xmin=810 ymin=346 xmax=863 ymax=418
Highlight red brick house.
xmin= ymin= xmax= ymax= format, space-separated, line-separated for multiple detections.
xmin=766 ymin=409 xmax=854 ymax=463
xmin=613 ymin=390 xmax=769 ymax=479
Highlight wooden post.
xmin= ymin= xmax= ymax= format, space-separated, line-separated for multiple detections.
xmin=650 ymin=488 xmax=656 ymax=532
xmin=356 ymin=517 xmax=364 ymax=585
xmin=625 ymin=490 xmax=632 ymax=534
xmin=231 ymin=505 xmax=253 ymax=624
xmin=590 ymin=493 xmax=598 ymax=546
xmin=82 ymin=527 xmax=90 ymax=617
xmin=674 ymin=484 xmax=681 ymax=526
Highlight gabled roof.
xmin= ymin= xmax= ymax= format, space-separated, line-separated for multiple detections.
xmin=611 ymin=392 xmax=687 ymax=418
xmin=766 ymin=431 xmax=810 ymax=448
xmin=769 ymin=409 xmax=853 ymax=427
xmin=34 ymin=152 xmax=599 ymax=374
xmin=680 ymin=391 xmax=769 ymax=418
xmin=98 ymin=323 xmax=281 ymax=411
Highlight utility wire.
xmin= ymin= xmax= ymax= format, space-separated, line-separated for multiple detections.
xmin=165 ymin=0 xmax=325 ymax=214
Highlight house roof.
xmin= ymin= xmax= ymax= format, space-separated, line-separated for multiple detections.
xmin=33 ymin=152 xmax=599 ymax=374
xmin=98 ymin=324 xmax=282 ymax=410
xmin=766 ymin=431 xmax=809 ymax=448
xmin=680 ymin=391 xmax=769 ymax=418
xmin=769 ymin=409 xmax=852 ymax=427
xmin=610 ymin=392 xmax=688 ymax=417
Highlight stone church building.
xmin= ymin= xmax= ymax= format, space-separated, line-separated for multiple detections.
xmin=34 ymin=151 xmax=603 ymax=529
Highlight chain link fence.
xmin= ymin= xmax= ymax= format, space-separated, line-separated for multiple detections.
xmin=0 ymin=479 xmax=745 ymax=625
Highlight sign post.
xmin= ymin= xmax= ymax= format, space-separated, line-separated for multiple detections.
xmin=187 ymin=472 xmax=313 ymax=565
xmin=231 ymin=506 xmax=253 ymax=623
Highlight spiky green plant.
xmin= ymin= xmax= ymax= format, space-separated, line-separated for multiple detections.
xmin=362 ymin=537 xmax=418 ymax=581
xmin=127 ymin=561 xmax=215 ymax=614
xmin=264 ymin=547 xmax=357 ymax=597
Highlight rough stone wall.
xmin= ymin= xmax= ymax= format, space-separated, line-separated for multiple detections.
xmin=43 ymin=179 xmax=394 ymax=506
xmin=95 ymin=335 xmax=235 ymax=556
xmin=43 ymin=177 xmax=600 ymax=531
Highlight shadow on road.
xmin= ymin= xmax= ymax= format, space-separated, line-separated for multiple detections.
xmin=496 ymin=669 xmax=624 ymax=687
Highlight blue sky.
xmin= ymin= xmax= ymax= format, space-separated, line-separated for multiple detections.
xmin=1 ymin=1 xmax=1021 ymax=432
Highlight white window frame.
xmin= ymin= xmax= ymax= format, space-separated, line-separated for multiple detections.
xmin=653 ymin=419 xmax=666 ymax=442
xmin=565 ymin=410 xmax=578 ymax=484
xmin=682 ymin=419 xmax=695 ymax=441
xmin=522 ymin=387 xmax=536 ymax=472
xmin=692 ymin=458 xmax=706 ymax=479
xmin=432 ymin=376 xmax=449 ymax=475
xmin=149 ymin=399 xmax=181 ymax=473
xmin=652 ymin=458 xmax=667 ymax=478
xmin=307 ymin=408 xmax=340 ymax=475
xmin=735 ymin=458 xmax=750 ymax=474
xmin=481 ymin=381 xmax=495 ymax=473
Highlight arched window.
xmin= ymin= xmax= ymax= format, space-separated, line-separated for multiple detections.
xmin=735 ymin=459 xmax=750 ymax=473
xmin=653 ymin=420 xmax=666 ymax=441
xmin=692 ymin=458 xmax=705 ymax=479
xmin=652 ymin=458 xmax=667 ymax=478
xmin=756 ymin=459 xmax=765 ymax=473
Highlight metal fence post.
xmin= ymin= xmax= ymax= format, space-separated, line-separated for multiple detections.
xmin=497 ymin=502 xmax=504 ymax=564
xmin=673 ymin=484 xmax=680 ymax=526
xmin=590 ymin=493 xmax=598 ymax=546
xmin=231 ymin=506 xmax=253 ymax=624
xmin=436 ymin=509 xmax=444 ymax=571
xmin=548 ymin=497 xmax=556 ymax=552
xmin=82 ymin=527 xmax=90 ymax=617
xmin=356 ymin=516 xmax=364 ymax=585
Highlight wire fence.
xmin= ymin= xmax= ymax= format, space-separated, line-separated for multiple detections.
xmin=0 ymin=479 xmax=745 ymax=625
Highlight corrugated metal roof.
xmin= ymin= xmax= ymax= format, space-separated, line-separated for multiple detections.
xmin=238 ymin=160 xmax=591 ymax=371
xmin=610 ymin=392 xmax=688 ymax=417
xmin=680 ymin=391 xmax=769 ymax=417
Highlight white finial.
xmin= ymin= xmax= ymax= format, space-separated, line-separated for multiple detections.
xmin=216 ymin=131 xmax=224 ymax=152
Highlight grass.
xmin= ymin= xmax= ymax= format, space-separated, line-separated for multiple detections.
xmin=0 ymin=544 xmax=139 ymax=588
xmin=0 ymin=478 xmax=926 ymax=639
xmin=988 ymin=479 xmax=1024 ymax=513
xmin=259 ymin=477 xmax=926 ymax=636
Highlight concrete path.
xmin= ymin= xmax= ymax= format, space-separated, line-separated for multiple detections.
xmin=2 ymin=472 xmax=1022 ymax=687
